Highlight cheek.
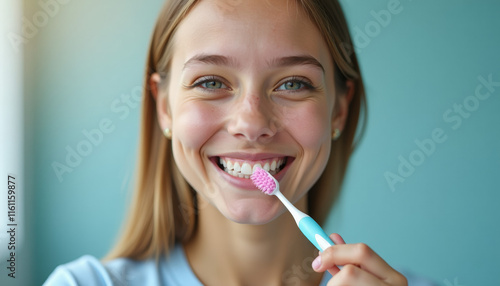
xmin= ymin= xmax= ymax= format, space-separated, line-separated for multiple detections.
xmin=173 ymin=103 xmax=222 ymax=149
xmin=283 ymin=103 xmax=331 ymax=148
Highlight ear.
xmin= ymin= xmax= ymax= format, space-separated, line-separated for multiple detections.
xmin=332 ymin=80 xmax=355 ymax=133
xmin=150 ymin=73 xmax=172 ymax=132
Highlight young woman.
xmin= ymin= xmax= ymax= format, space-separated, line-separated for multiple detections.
xmin=45 ymin=0 xmax=414 ymax=285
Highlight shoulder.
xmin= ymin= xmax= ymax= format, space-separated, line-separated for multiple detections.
xmin=44 ymin=255 xmax=162 ymax=286
xmin=43 ymin=245 xmax=202 ymax=286
xmin=43 ymin=255 xmax=116 ymax=286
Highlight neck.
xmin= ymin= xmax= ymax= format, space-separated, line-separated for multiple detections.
xmin=184 ymin=194 xmax=324 ymax=286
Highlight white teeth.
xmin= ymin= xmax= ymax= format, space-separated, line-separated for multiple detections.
xmin=252 ymin=163 xmax=262 ymax=173
xmin=219 ymin=157 xmax=286 ymax=179
xmin=263 ymin=162 xmax=270 ymax=171
xmin=220 ymin=157 xmax=228 ymax=168
xmin=233 ymin=162 xmax=241 ymax=172
xmin=270 ymin=160 xmax=277 ymax=171
xmin=241 ymin=163 xmax=252 ymax=175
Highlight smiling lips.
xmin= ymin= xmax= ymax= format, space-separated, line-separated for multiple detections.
xmin=217 ymin=156 xmax=287 ymax=179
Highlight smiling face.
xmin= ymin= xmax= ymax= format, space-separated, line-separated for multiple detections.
xmin=154 ymin=0 xmax=348 ymax=224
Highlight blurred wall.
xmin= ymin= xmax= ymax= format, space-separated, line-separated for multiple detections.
xmin=22 ymin=0 xmax=500 ymax=285
xmin=23 ymin=0 xmax=164 ymax=284
xmin=327 ymin=1 xmax=500 ymax=285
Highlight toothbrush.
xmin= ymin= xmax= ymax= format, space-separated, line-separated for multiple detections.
xmin=250 ymin=167 xmax=334 ymax=251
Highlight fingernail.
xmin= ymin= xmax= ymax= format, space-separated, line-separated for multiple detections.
xmin=312 ymin=255 xmax=321 ymax=270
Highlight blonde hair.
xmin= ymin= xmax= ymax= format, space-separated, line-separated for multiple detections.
xmin=106 ymin=0 xmax=366 ymax=260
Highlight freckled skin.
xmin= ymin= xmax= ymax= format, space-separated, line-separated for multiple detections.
xmin=156 ymin=0 xmax=339 ymax=224
xmin=150 ymin=2 xmax=407 ymax=285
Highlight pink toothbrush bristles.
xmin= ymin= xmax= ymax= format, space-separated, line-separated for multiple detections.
xmin=250 ymin=167 xmax=276 ymax=195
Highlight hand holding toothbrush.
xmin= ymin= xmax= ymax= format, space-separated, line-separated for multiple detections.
xmin=311 ymin=233 xmax=408 ymax=285
xmin=251 ymin=167 xmax=408 ymax=286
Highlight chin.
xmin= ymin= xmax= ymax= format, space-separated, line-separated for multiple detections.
xmin=221 ymin=197 xmax=285 ymax=225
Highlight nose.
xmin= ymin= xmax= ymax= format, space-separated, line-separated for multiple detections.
xmin=227 ymin=91 xmax=277 ymax=142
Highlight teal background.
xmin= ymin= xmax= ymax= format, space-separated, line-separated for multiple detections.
xmin=19 ymin=0 xmax=500 ymax=285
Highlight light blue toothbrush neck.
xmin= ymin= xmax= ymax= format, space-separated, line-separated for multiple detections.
xmin=274 ymin=190 xmax=309 ymax=224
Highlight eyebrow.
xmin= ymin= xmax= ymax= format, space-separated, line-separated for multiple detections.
xmin=183 ymin=54 xmax=237 ymax=70
xmin=183 ymin=54 xmax=325 ymax=73
xmin=269 ymin=55 xmax=325 ymax=73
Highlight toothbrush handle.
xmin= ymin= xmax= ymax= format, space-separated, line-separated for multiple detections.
xmin=298 ymin=216 xmax=334 ymax=251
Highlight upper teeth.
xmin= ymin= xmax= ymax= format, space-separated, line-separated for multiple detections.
xmin=219 ymin=157 xmax=285 ymax=178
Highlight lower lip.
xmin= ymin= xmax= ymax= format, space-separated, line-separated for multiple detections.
xmin=211 ymin=158 xmax=291 ymax=190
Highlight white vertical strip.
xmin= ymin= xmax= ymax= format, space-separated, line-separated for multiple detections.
xmin=0 ymin=0 xmax=24 ymax=278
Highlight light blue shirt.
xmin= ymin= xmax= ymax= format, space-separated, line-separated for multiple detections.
xmin=44 ymin=244 xmax=435 ymax=285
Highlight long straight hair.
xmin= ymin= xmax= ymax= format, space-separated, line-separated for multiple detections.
xmin=106 ymin=0 xmax=366 ymax=261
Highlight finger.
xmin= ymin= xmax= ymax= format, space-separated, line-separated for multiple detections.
xmin=327 ymin=264 xmax=386 ymax=286
xmin=326 ymin=266 xmax=340 ymax=277
xmin=312 ymin=254 xmax=340 ymax=275
xmin=313 ymin=234 xmax=345 ymax=276
xmin=314 ymin=243 xmax=398 ymax=283
xmin=313 ymin=233 xmax=344 ymax=275
xmin=329 ymin=233 xmax=345 ymax=245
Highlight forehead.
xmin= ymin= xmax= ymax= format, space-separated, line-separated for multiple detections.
xmin=171 ymin=0 xmax=333 ymax=71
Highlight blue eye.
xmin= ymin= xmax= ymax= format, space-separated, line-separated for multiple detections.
xmin=275 ymin=77 xmax=314 ymax=92
xmin=278 ymin=81 xmax=304 ymax=90
xmin=201 ymin=80 xmax=225 ymax=89
xmin=193 ymin=76 xmax=228 ymax=90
